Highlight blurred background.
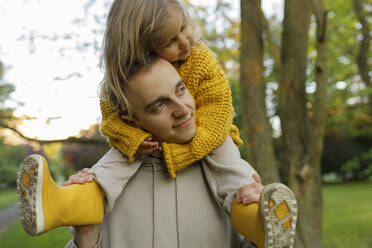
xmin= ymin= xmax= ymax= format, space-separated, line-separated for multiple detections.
xmin=0 ymin=0 xmax=370 ymax=247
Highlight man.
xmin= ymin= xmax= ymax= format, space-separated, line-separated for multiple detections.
xmin=67 ymin=57 xmax=296 ymax=248
xmin=17 ymin=57 xmax=296 ymax=248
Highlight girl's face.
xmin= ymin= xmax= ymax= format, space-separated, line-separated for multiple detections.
xmin=156 ymin=9 xmax=192 ymax=62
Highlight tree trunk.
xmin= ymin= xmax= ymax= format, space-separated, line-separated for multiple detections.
xmin=278 ymin=0 xmax=323 ymax=247
xmin=352 ymin=0 xmax=371 ymax=106
xmin=240 ymin=0 xmax=279 ymax=184
xmin=278 ymin=0 xmax=328 ymax=247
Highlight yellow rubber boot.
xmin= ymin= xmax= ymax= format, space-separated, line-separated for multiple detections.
xmin=231 ymin=183 xmax=298 ymax=248
xmin=17 ymin=154 xmax=104 ymax=236
xmin=231 ymin=200 xmax=264 ymax=247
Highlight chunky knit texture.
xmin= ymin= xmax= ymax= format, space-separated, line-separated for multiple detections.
xmin=100 ymin=99 xmax=151 ymax=162
xmin=100 ymin=43 xmax=242 ymax=177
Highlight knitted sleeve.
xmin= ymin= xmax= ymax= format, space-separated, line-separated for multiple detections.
xmin=162 ymin=43 xmax=242 ymax=178
xmin=100 ymin=98 xmax=151 ymax=162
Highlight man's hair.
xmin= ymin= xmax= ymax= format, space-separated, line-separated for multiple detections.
xmin=99 ymin=0 xmax=193 ymax=115
xmin=105 ymin=56 xmax=161 ymax=119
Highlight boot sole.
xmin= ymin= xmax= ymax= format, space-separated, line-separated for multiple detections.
xmin=17 ymin=154 xmax=45 ymax=236
xmin=260 ymin=183 xmax=297 ymax=248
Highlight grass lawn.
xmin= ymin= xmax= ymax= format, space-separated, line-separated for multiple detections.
xmin=0 ymin=187 xmax=71 ymax=247
xmin=0 ymin=188 xmax=18 ymax=210
xmin=0 ymin=220 xmax=71 ymax=247
xmin=322 ymin=181 xmax=372 ymax=248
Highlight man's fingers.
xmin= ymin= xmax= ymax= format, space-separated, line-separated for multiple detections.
xmin=85 ymin=175 xmax=94 ymax=181
xmin=62 ymin=181 xmax=72 ymax=186
xmin=242 ymin=195 xmax=259 ymax=205
xmin=62 ymin=178 xmax=84 ymax=186
xmin=62 ymin=173 xmax=94 ymax=186
xmin=253 ymin=174 xmax=261 ymax=184
xmin=236 ymin=190 xmax=259 ymax=205
xmin=236 ymin=182 xmax=264 ymax=204
xmin=236 ymin=192 xmax=243 ymax=203
xmin=80 ymin=168 xmax=93 ymax=174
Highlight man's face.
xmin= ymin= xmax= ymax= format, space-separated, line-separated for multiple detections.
xmin=126 ymin=59 xmax=196 ymax=144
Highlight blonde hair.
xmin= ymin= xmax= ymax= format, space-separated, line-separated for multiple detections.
xmin=99 ymin=0 xmax=192 ymax=114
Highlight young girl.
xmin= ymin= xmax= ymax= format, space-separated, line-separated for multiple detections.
xmin=17 ymin=0 xmax=297 ymax=247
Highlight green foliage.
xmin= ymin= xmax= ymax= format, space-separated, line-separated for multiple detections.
xmin=341 ymin=158 xmax=360 ymax=176
xmin=61 ymin=124 xmax=109 ymax=173
xmin=0 ymin=60 xmax=19 ymax=140
xmin=0 ymin=61 xmax=3 ymax=79
xmin=0 ymin=63 xmax=15 ymax=124
xmin=0 ymin=141 xmax=29 ymax=188
xmin=315 ymin=0 xmax=372 ymax=180
xmin=185 ymin=0 xmax=372 ymax=180
xmin=325 ymin=0 xmax=360 ymax=81
xmin=0 ymin=161 xmax=18 ymax=189
xmin=0 ymin=61 xmax=15 ymax=111
xmin=350 ymin=146 xmax=372 ymax=180
xmin=361 ymin=148 xmax=372 ymax=179
xmin=230 ymin=76 xmax=250 ymax=161
xmin=322 ymin=101 xmax=372 ymax=179
xmin=184 ymin=0 xmax=240 ymax=74
xmin=323 ymin=0 xmax=371 ymax=123
xmin=0 ymin=84 xmax=14 ymax=106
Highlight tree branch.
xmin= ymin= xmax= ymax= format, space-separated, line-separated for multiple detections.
xmin=0 ymin=122 xmax=106 ymax=145
xmin=258 ymin=6 xmax=281 ymax=75
xmin=309 ymin=0 xmax=328 ymax=157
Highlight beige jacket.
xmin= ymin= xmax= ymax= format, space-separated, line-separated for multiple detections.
xmin=65 ymin=136 xmax=257 ymax=248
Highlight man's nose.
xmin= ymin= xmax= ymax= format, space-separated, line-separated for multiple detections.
xmin=173 ymin=101 xmax=189 ymax=118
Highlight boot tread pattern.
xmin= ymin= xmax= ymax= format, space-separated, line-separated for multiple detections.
xmin=260 ymin=183 xmax=297 ymax=248
xmin=17 ymin=155 xmax=43 ymax=236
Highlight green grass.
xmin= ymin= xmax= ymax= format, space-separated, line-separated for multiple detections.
xmin=322 ymin=182 xmax=372 ymax=248
xmin=0 ymin=188 xmax=71 ymax=247
xmin=0 ymin=220 xmax=71 ymax=247
xmin=0 ymin=188 xmax=18 ymax=210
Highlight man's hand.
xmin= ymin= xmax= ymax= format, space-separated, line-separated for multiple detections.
xmin=74 ymin=225 xmax=100 ymax=248
xmin=62 ymin=168 xmax=94 ymax=186
xmin=235 ymin=174 xmax=264 ymax=205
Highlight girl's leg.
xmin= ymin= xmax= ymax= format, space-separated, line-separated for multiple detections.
xmin=231 ymin=183 xmax=297 ymax=248
xmin=17 ymin=154 xmax=104 ymax=236
xmin=17 ymin=148 xmax=143 ymax=236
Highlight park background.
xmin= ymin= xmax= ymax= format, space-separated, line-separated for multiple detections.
xmin=0 ymin=0 xmax=371 ymax=247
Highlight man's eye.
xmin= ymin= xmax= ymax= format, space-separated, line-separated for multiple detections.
xmin=177 ymin=86 xmax=186 ymax=96
xmin=153 ymin=102 xmax=164 ymax=112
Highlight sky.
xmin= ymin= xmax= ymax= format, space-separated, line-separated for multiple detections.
xmin=0 ymin=0 xmax=283 ymax=141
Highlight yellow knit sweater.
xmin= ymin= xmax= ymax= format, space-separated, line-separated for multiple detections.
xmin=100 ymin=43 xmax=242 ymax=178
